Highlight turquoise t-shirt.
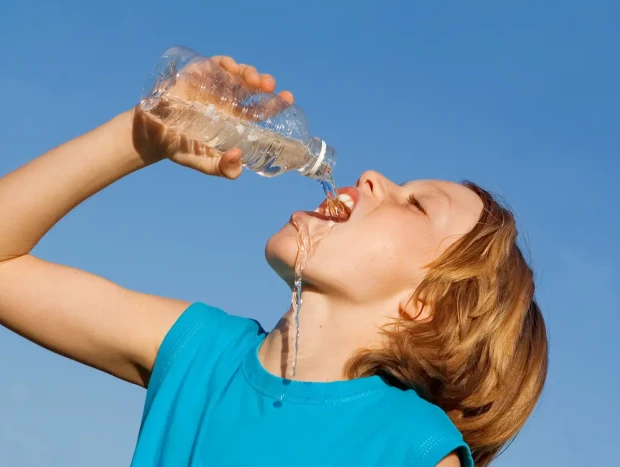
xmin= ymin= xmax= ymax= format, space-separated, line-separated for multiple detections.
xmin=131 ymin=303 xmax=473 ymax=467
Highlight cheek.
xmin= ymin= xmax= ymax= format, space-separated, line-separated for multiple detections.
xmin=264 ymin=211 xmax=438 ymax=302
xmin=303 ymin=218 xmax=426 ymax=297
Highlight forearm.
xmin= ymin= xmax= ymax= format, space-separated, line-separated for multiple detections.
xmin=0 ymin=109 xmax=148 ymax=261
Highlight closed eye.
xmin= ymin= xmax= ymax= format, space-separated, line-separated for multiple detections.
xmin=408 ymin=194 xmax=428 ymax=215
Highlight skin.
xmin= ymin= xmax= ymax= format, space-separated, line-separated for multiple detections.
xmin=262 ymin=174 xmax=483 ymax=382
xmin=0 ymin=56 xmax=480 ymax=467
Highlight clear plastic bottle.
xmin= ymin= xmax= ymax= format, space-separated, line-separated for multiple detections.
xmin=140 ymin=46 xmax=336 ymax=180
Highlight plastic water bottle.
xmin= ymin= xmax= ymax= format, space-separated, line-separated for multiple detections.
xmin=140 ymin=46 xmax=336 ymax=180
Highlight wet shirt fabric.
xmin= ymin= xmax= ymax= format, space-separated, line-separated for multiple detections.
xmin=131 ymin=303 xmax=474 ymax=467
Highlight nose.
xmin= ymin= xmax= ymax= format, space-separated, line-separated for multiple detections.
xmin=355 ymin=170 xmax=388 ymax=200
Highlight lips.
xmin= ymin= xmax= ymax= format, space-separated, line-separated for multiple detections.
xmin=336 ymin=187 xmax=360 ymax=206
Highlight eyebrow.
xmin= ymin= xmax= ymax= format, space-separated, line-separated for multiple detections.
xmin=401 ymin=181 xmax=452 ymax=208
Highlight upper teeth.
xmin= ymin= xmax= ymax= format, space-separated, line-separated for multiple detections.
xmin=337 ymin=193 xmax=355 ymax=210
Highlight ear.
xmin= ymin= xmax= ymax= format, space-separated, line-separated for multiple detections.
xmin=399 ymin=294 xmax=432 ymax=322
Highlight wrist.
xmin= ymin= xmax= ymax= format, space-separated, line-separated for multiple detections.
xmin=108 ymin=108 xmax=150 ymax=171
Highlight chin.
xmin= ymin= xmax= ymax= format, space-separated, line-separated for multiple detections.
xmin=264 ymin=218 xmax=348 ymax=290
xmin=264 ymin=224 xmax=298 ymax=285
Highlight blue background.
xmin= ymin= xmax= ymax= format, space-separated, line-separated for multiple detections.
xmin=0 ymin=1 xmax=618 ymax=465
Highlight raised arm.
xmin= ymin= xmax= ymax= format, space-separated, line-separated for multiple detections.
xmin=0 ymin=56 xmax=291 ymax=387
xmin=0 ymin=110 xmax=193 ymax=386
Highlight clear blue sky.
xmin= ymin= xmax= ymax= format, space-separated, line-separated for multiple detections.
xmin=0 ymin=1 xmax=618 ymax=466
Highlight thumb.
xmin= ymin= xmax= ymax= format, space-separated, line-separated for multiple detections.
xmin=217 ymin=148 xmax=244 ymax=180
xmin=170 ymin=145 xmax=243 ymax=179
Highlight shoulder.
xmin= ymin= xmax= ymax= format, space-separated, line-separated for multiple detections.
xmin=381 ymin=387 xmax=473 ymax=467
xmin=148 ymin=302 xmax=264 ymax=393
xmin=385 ymin=387 xmax=460 ymax=436
xmin=156 ymin=302 xmax=263 ymax=360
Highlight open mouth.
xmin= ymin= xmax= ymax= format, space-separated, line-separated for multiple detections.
xmin=313 ymin=188 xmax=358 ymax=222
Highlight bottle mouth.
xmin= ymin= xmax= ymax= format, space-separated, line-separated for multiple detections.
xmin=302 ymin=138 xmax=336 ymax=180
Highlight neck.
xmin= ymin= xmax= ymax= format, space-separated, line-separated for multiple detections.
xmin=258 ymin=288 xmax=393 ymax=382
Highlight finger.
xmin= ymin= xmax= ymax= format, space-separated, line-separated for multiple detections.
xmin=211 ymin=55 xmax=240 ymax=74
xmin=173 ymin=147 xmax=243 ymax=179
xmin=259 ymin=74 xmax=276 ymax=93
xmin=277 ymin=90 xmax=295 ymax=105
xmin=218 ymin=148 xmax=243 ymax=179
xmin=172 ymin=150 xmax=222 ymax=175
xmin=220 ymin=147 xmax=242 ymax=164
xmin=245 ymin=91 xmax=294 ymax=121
xmin=218 ymin=56 xmax=241 ymax=75
xmin=238 ymin=64 xmax=261 ymax=88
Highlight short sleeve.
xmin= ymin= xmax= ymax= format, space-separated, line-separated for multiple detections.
xmin=401 ymin=394 xmax=475 ymax=467
xmin=144 ymin=302 xmax=263 ymax=414
xmin=408 ymin=435 xmax=474 ymax=467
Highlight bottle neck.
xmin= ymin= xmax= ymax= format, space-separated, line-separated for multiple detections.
xmin=300 ymin=137 xmax=337 ymax=180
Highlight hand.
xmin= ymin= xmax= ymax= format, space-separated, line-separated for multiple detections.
xmin=131 ymin=56 xmax=295 ymax=180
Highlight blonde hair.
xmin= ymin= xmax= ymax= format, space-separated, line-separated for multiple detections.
xmin=345 ymin=181 xmax=548 ymax=466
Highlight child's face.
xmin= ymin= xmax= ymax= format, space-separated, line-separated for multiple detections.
xmin=265 ymin=171 xmax=483 ymax=310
